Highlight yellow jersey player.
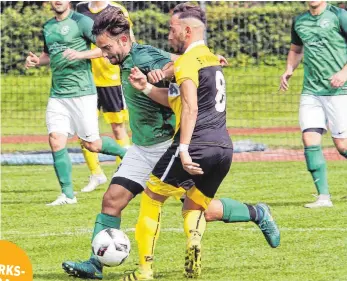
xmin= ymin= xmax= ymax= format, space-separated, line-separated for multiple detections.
xmin=76 ymin=1 xmax=134 ymax=192
xmin=123 ymin=3 xmax=280 ymax=280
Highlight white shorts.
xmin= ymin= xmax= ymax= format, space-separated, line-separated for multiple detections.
xmin=46 ymin=95 xmax=100 ymax=142
xmin=112 ymin=139 xmax=172 ymax=189
xmin=299 ymin=94 xmax=347 ymax=139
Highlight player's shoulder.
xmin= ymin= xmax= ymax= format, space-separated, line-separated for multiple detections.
xmin=326 ymin=4 xmax=347 ymax=19
xmin=109 ymin=1 xmax=130 ymax=15
xmin=43 ymin=17 xmax=56 ymax=28
xmin=293 ymin=10 xmax=310 ymax=25
xmin=176 ymin=45 xmax=218 ymax=69
xmin=131 ymin=43 xmax=167 ymax=62
xmin=75 ymin=1 xmax=89 ymax=13
xmin=70 ymin=11 xmax=91 ymax=23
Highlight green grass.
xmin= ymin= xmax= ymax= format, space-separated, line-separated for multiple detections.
xmin=1 ymin=65 xmax=304 ymax=135
xmin=2 ymin=161 xmax=347 ymax=281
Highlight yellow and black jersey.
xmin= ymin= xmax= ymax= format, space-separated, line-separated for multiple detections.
xmin=76 ymin=2 xmax=133 ymax=87
xmin=171 ymin=44 xmax=232 ymax=148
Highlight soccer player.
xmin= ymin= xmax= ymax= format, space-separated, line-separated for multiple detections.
xmin=121 ymin=3 xmax=280 ymax=280
xmin=62 ymin=6 xmax=279 ymax=280
xmin=24 ymin=1 xmax=126 ymax=206
xmin=280 ymin=1 xmax=347 ymax=208
xmin=74 ymin=1 xmax=133 ymax=192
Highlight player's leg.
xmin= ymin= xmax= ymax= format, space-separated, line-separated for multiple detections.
xmin=71 ymin=94 xmax=127 ymax=157
xmin=325 ymin=95 xmax=347 ymax=159
xmin=46 ymin=97 xmax=77 ymax=206
xmin=62 ymin=181 xmax=138 ymax=280
xmin=80 ymin=91 xmax=107 ymax=192
xmin=299 ymin=95 xmax=331 ymax=208
xmin=122 ymin=145 xmax=186 ymax=281
xmin=205 ymin=198 xmax=280 ymax=248
xmin=62 ymin=142 xmax=166 ymax=280
xmin=100 ymin=86 xmax=130 ymax=166
xmin=80 ymin=139 xmax=107 ymax=192
xmin=111 ymin=122 xmax=130 ymax=166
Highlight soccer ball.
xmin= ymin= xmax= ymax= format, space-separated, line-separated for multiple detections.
xmin=92 ymin=228 xmax=131 ymax=267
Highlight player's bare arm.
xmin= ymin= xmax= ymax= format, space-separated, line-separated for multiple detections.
xmin=63 ymin=47 xmax=103 ymax=61
xmin=129 ymin=67 xmax=170 ymax=107
xmin=147 ymin=61 xmax=174 ymax=84
xmin=25 ymin=51 xmax=50 ymax=69
xmin=280 ymin=44 xmax=303 ymax=91
xmin=179 ymin=79 xmax=203 ymax=175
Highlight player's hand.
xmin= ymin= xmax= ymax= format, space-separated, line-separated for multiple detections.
xmin=63 ymin=49 xmax=83 ymax=61
xmin=25 ymin=52 xmax=40 ymax=69
xmin=128 ymin=67 xmax=148 ymax=91
xmin=147 ymin=69 xmax=166 ymax=84
xmin=217 ymin=54 xmax=229 ymax=66
xmin=180 ymin=151 xmax=203 ymax=175
xmin=330 ymin=70 xmax=347 ymax=88
xmin=280 ymin=70 xmax=293 ymax=91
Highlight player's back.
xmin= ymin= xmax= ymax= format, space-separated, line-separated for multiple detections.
xmin=172 ymin=44 xmax=232 ymax=148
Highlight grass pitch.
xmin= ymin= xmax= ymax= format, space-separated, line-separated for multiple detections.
xmin=2 ymin=161 xmax=347 ymax=281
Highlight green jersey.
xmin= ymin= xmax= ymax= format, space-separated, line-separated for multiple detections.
xmin=291 ymin=4 xmax=347 ymax=96
xmin=121 ymin=43 xmax=175 ymax=146
xmin=43 ymin=11 xmax=96 ymax=98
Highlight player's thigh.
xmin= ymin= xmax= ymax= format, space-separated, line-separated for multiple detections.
xmin=322 ymin=95 xmax=347 ymax=138
xmin=299 ymin=94 xmax=327 ymax=132
xmin=98 ymin=86 xmax=128 ymax=124
xmin=46 ymin=97 xmax=74 ymax=137
xmin=68 ymin=94 xmax=100 ymax=142
xmin=188 ymin=147 xmax=233 ymax=209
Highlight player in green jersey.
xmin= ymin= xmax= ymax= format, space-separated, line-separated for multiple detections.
xmin=62 ymin=6 xmax=280 ymax=280
xmin=280 ymin=1 xmax=347 ymax=208
xmin=24 ymin=1 xmax=126 ymax=206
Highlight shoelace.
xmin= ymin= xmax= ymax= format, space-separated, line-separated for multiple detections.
xmin=123 ymin=269 xmax=137 ymax=281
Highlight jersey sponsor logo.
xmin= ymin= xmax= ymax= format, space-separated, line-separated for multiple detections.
xmin=319 ymin=19 xmax=330 ymax=29
xmin=48 ymin=42 xmax=68 ymax=55
xmin=168 ymin=83 xmax=180 ymax=97
xmin=60 ymin=25 xmax=70 ymax=35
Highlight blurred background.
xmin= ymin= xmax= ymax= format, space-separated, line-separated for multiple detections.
xmin=1 ymin=1 xmax=346 ymax=163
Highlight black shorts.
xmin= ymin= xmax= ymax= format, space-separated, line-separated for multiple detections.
xmin=152 ymin=143 xmax=233 ymax=199
xmin=97 ymin=86 xmax=126 ymax=113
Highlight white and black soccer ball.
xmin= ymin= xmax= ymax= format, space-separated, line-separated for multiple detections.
xmin=92 ymin=228 xmax=131 ymax=267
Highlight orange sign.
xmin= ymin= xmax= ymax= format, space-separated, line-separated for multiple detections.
xmin=0 ymin=240 xmax=33 ymax=281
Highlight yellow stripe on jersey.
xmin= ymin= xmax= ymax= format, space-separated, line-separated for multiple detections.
xmin=174 ymin=45 xmax=220 ymax=87
xmin=170 ymin=45 xmax=221 ymax=132
xmin=90 ymin=2 xmax=133 ymax=87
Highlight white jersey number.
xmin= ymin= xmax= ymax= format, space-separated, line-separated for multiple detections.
xmin=215 ymin=70 xmax=226 ymax=112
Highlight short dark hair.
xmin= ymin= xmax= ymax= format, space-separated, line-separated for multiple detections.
xmin=92 ymin=6 xmax=130 ymax=37
xmin=172 ymin=3 xmax=206 ymax=26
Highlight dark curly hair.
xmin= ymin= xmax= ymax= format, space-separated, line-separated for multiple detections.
xmin=92 ymin=6 xmax=130 ymax=37
xmin=172 ymin=3 xmax=206 ymax=26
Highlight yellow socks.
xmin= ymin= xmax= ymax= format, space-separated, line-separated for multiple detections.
xmin=135 ymin=192 xmax=163 ymax=274
xmin=80 ymin=139 xmax=102 ymax=175
xmin=182 ymin=210 xmax=206 ymax=278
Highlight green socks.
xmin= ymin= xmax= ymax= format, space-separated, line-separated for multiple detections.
xmin=220 ymin=198 xmax=251 ymax=222
xmin=91 ymin=213 xmax=121 ymax=241
xmin=100 ymin=136 xmax=127 ymax=158
xmin=304 ymin=145 xmax=329 ymax=195
xmin=90 ymin=213 xmax=121 ymax=259
xmin=52 ymin=148 xmax=74 ymax=199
